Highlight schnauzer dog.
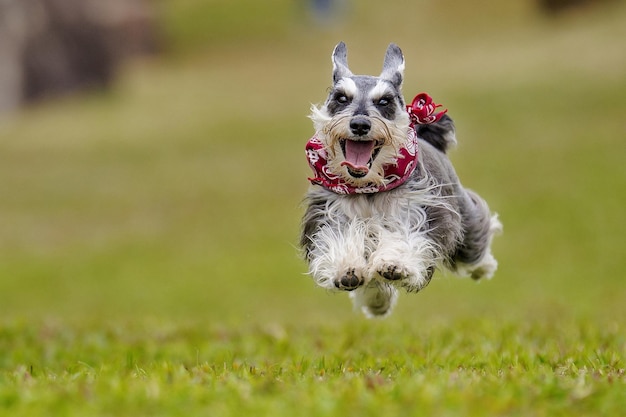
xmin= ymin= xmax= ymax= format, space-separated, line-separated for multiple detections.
xmin=300 ymin=42 xmax=502 ymax=318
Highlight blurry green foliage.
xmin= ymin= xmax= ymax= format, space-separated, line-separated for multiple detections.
xmin=157 ymin=0 xmax=293 ymax=53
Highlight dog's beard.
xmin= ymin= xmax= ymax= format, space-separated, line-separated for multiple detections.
xmin=310 ymin=107 xmax=411 ymax=187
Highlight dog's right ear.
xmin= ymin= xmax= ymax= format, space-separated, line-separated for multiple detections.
xmin=332 ymin=41 xmax=353 ymax=84
xmin=380 ymin=43 xmax=405 ymax=89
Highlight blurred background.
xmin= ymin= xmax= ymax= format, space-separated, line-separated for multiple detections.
xmin=0 ymin=0 xmax=624 ymax=325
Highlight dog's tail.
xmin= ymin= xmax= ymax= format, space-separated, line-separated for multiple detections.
xmin=414 ymin=114 xmax=457 ymax=154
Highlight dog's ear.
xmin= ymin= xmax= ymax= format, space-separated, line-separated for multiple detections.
xmin=332 ymin=41 xmax=352 ymax=84
xmin=380 ymin=43 xmax=405 ymax=88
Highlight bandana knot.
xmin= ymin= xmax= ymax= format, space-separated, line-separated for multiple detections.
xmin=306 ymin=93 xmax=446 ymax=195
xmin=406 ymin=93 xmax=448 ymax=125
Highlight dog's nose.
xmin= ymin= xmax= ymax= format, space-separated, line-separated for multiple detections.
xmin=350 ymin=116 xmax=371 ymax=136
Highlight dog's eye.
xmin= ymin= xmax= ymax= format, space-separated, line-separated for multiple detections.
xmin=376 ymin=97 xmax=391 ymax=106
xmin=335 ymin=94 xmax=349 ymax=104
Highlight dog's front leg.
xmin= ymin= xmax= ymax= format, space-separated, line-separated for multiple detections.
xmin=304 ymin=219 xmax=370 ymax=291
xmin=369 ymin=226 xmax=436 ymax=292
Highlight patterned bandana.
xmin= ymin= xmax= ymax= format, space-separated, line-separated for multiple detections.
xmin=305 ymin=93 xmax=446 ymax=195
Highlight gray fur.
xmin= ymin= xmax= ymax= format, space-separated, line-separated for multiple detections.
xmin=415 ymin=114 xmax=457 ymax=153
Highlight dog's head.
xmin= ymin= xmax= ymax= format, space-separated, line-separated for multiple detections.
xmin=310 ymin=42 xmax=411 ymax=187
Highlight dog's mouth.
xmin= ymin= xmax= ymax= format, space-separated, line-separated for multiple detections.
xmin=340 ymin=139 xmax=382 ymax=178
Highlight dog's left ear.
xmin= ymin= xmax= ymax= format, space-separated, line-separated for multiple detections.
xmin=380 ymin=43 xmax=405 ymax=89
xmin=332 ymin=41 xmax=353 ymax=84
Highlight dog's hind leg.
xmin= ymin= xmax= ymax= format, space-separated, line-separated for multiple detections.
xmin=350 ymin=280 xmax=398 ymax=318
xmin=453 ymin=189 xmax=502 ymax=279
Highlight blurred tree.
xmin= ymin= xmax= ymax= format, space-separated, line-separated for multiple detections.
xmin=537 ymin=0 xmax=614 ymax=15
xmin=0 ymin=0 xmax=157 ymax=113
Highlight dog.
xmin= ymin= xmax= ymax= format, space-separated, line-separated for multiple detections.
xmin=300 ymin=42 xmax=502 ymax=318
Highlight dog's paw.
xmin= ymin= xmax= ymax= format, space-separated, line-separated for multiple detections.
xmin=376 ymin=263 xmax=434 ymax=293
xmin=457 ymin=252 xmax=498 ymax=281
xmin=334 ymin=268 xmax=364 ymax=291
xmin=378 ymin=264 xmax=409 ymax=281
xmin=403 ymin=266 xmax=434 ymax=293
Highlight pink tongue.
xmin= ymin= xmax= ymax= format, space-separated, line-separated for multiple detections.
xmin=342 ymin=140 xmax=374 ymax=171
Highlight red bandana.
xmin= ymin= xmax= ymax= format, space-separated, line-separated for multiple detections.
xmin=306 ymin=93 xmax=446 ymax=195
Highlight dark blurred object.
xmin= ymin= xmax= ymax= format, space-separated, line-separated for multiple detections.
xmin=537 ymin=0 xmax=614 ymax=15
xmin=0 ymin=0 xmax=157 ymax=113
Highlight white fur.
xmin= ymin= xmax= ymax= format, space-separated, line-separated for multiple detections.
xmin=304 ymin=177 xmax=456 ymax=314
xmin=306 ymin=215 xmax=370 ymax=290
xmin=335 ymin=77 xmax=357 ymax=98
xmin=369 ymin=80 xmax=393 ymax=102
xmin=397 ymin=60 xmax=405 ymax=74
xmin=309 ymin=103 xmax=331 ymax=133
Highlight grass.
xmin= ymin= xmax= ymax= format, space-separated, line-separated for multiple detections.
xmin=1 ymin=319 xmax=624 ymax=416
xmin=0 ymin=0 xmax=625 ymax=415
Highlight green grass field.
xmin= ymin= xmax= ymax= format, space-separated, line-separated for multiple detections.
xmin=1 ymin=0 xmax=625 ymax=415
